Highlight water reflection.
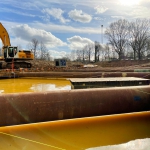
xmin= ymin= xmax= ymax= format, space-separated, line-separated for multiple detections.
xmin=0 ymin=78 xmax=71 ymax=93
xmin=86 ymin=138 xmax=150 ymax=150
xmin=30 ymin=84 xmax=71 ymax=92
xmin=0 ymin=90 xmax=4 ymax=93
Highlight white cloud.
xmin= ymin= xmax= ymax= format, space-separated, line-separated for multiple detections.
xmin=10 ymin=38 xmax=29 ymax=49
xmin=129 ymin=5 xmax=150 ymax=18
xmin=0 ymin=0 xmax=113 ymax=9
xmin=94 ymin=6 xmax=108 ymax=14
xmin=94 ymin=17 xmax=105 ymax=21
xmin=118 ymin=0 xmax=140 ymax=6
xmin=68 ymin=9 xmax=92 ymax=23
xmin=11 ymin=24 xmax=67 ymax=48
xmin=42 ymin=8 xmax=70 ymax=23
xmin=30 ymin=22 xmax=102 ymax=34
xmin=49 ymin=50 xmax=67 ymax=58
xmin=0 ymin=7 xmax=35 ymax=17
xmin=67 ymin=36 xmax=94 ymax=50
xmin=111 ymin=16 xmax=124 ymax=18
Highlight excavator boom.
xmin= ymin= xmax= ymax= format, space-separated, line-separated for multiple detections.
xmin=0 ymin=23 xmax=11 ymax=47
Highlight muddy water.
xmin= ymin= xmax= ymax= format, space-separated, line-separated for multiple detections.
xmin=0 ymin=111 xmax=149 ymax=150
xmin=0 ymin=78 xmax=71 ymax=93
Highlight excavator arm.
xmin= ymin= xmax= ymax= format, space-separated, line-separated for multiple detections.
xmin=0 ymin=23 xmax=11 ymax=47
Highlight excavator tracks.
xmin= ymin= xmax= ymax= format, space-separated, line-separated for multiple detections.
xmin=6 ymin=61 xmax=32 ymax=69
xmin=0 ymin=61 xmax=31 ymax=69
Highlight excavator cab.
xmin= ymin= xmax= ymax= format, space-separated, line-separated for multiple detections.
xmin=8 ymin=47 xmax=16 ymax=57
xmin=3 ymin=46 xmax=18 ymax=60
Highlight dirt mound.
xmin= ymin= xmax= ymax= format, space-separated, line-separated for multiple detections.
xmin=29 ymin=59 xmax=150 ymax=71
xmin=95 ymin=60 xmax=150 ymax=67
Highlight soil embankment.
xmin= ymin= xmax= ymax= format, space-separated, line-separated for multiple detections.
xmin=30 ymin=59 xmax=150 ymax=72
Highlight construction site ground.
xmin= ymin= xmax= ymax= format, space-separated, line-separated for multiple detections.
xmin=29 ymin=59 xmax=150 ymax=72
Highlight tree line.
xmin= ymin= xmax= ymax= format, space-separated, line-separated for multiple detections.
xmin=27 ymin=18 xmax=150 ymax=62
xmin=105 ymin=18 xmax=150 ymax=60
xmin=69 ymin=42 xmax=111 ymax=63
xmin=70 ymin=18 xmax=150 ymax=63
xmin=28 ymin=38 xmax=51 ymax=60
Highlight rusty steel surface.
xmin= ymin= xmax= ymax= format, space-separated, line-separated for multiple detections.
xmin=17 ymin=72 xmax=150 ymax=79
xmin=0 ymin=85 xmax=150 ymax=126
xmin=0 ymin=71 xmax=150 ymax=79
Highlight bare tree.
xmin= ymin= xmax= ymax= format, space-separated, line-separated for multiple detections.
xmin=46 ymin=51 xmax=51 ymax=61
xmin=61 ymin=53 xmax=71 ymax=61
xmin=76 ymin=50 xmax=82 ymax=62
xmin=81 ymin=46 xmax=87 ymax=62
xmin=103 ymin=44 xmax=111 ymax=61
xmin=95 ymin=41 xmax=105 ymax=62
xmin=146 ymin=39 xmax=150 ymax=57
xmin=29 ymin=38 xmax=39 ymax=59
xmin=128 ymin=19 xmax=150 ymax=60
xmin=85 ymin=43 xmax=94 ymax=62
xmin=18 ymin=45 xmax=22 ymax=50
xmin=70 ymin=50 xmax=76 ymax=61
xmin=98 ymin=45 xmax=107 ymax=61
xmin=105 ymin=19 xmax=129 ymax=60
xmin=65 ymin=53 xmax=71 ymax=61
xmin=40 ymin=41 xmax=47 ymax=60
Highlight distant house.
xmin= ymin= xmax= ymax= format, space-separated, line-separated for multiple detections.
xmin=54 ymin=59 xmax=66 ymax=67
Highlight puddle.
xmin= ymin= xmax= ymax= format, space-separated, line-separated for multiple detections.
xmin=0 ymin=78 xmax=71 ymax=93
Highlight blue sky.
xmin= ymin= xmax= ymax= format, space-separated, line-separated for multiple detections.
xmin=0 ymin=0 xmax=150 ymax=58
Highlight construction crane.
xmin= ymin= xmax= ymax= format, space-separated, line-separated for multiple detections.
xmin=0 ymin=22 xmax=34 ymax=69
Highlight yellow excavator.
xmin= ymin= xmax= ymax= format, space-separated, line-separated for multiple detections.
xmin=0 ymin=22 xmax=34 ymax=69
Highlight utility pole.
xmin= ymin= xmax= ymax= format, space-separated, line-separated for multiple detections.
xmin=101 ymin=25 xmax=103 ymax=44
xmin=101 ymin=25 xmax=103 ymax=61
